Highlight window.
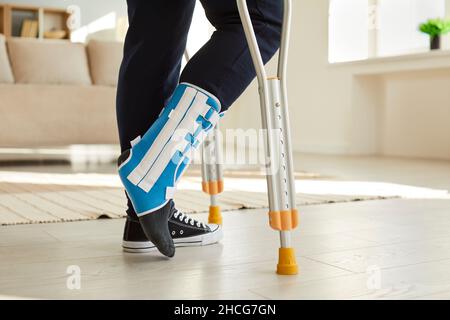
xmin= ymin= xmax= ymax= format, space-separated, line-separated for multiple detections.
xmin=329 ymin=0 xmax=369 ymax=63
xmin=329 ymin=0 xmax=447 ymax=63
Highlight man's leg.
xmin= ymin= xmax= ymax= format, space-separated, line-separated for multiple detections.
xmin=116 ymin=0 xmax=196 ymax=256
xmin=116 ymin=0 xmax=196 ymax=220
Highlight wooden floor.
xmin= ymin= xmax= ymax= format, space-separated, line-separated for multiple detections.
xmin=0 ymin=154 xmax=449 ymax=300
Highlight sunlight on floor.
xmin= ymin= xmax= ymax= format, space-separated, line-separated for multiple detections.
xmin=1 ymin=170 xmax=448 ymax=200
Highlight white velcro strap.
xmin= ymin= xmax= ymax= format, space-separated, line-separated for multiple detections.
xmin=130 ymin=136 xmax=141 ymax=147
xmin=137 ymin=138 xmax=190 ymax=192
xmin=187 ymin=93 xmax=210 ymax=121
xmin=127 ymin=87 xmax=196 ymax=186
xmin=137 ymin=94 xmax=211 ymax=192
xmin=165 ymin=187 xmax=176 ymax=200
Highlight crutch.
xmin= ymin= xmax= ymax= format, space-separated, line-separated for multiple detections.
xmin=237 ymin=0 xmax=299 ymax=275
xmin=185 ymin=49 xmax=225 ymax=225
xmin=201 ymin=123 xmax=224 ymax=225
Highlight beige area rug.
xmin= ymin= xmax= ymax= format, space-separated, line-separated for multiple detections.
xmin=1 ymin=169 xmax=447 ymax=226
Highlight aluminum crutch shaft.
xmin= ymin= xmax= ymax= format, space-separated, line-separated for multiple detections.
xmin=237 ymin=0 xmax=298 ymax=275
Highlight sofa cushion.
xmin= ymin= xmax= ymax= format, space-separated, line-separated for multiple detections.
xmin=0 ymin=84 xmax=118 ymax=147
xmin=0 ymin=35 xmax=14 ymax=83
xmin=87 ymin=40 xmax=123 ymax=86
xmin=7 ymin=38 xmax=92 ymax=85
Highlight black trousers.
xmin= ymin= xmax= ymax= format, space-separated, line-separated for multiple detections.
xmin=116 ymin=0 xmax=282 ymax=218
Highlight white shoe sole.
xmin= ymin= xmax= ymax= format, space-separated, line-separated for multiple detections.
xmin=122 ymin=224 xmax=223 ymax=253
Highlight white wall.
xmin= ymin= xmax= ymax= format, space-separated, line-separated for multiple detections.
xmin=222 ymin=0 xmax=450 ymax=160
xmin=222 ymin=0 xmax=354 ymax=155
xmin=380 ymin=70 xmax=450 ymax=159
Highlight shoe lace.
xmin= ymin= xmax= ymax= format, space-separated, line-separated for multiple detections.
xmin=173 ymin=210 xmax=206 ymax=228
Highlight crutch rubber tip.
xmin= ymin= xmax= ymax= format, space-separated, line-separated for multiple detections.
xmin=208 ymin=205 xmax=223 ymax=225
xmin=277 ymin=248 xmax=298 ymax=275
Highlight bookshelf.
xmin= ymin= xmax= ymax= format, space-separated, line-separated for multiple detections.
xmin=0 ymin=4 xmax=70 ymax=40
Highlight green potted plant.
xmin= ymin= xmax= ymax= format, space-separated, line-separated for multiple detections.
xmin=419 ymin=18 xmax=450 ymax=50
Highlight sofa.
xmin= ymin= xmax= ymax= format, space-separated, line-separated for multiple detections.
xmin=0 ymin=34 xmax=122 ymax=147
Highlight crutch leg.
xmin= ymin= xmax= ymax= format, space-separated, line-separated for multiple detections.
xmin=185 ymin=49 xmax=225 ymax=225
xmin=201 ymin=123 xmax=224 ymax=225
xmin=237 ymin=0 xmax=298 ymax=275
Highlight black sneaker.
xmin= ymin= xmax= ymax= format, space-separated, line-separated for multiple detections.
xmin=122 ymin=204 xmax=223 ymax=253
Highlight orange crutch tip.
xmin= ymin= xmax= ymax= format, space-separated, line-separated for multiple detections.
xmin=276 ymin=247 xmax=299 ymax=275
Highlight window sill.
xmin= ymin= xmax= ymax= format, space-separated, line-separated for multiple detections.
xmin=328 ymin=49 xmax=450 ymax=75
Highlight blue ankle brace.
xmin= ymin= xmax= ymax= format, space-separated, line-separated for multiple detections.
xmin=118 ymin=83 xmax=221 ymax=216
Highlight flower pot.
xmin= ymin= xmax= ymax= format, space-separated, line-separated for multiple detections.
xmin=430 ymin=35 xmax=441 ymax=50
